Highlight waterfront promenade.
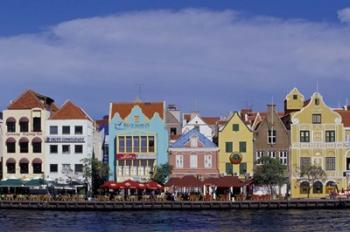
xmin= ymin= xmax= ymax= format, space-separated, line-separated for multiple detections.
xmin=0 ymin=199 xmax=349 ymax=211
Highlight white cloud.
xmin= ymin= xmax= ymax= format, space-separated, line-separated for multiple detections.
xmin=338 ymin=7 xmax=350 ymax=23
xmin=0 ymin=9 xmax=350 ymax=116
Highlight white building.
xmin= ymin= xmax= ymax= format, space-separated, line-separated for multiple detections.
xmin=182 ymin=113 xmax=217 ymax=141
xmin=45 ymin=101 xmax=94 ymax=186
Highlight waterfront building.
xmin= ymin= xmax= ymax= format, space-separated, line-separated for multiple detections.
xmin=108 ymin=100 xmax=168 ymax=182
xmin=166 ymin=104 xmax=182 ymax=144
xmin=218 ymin=112 xmax=254 ymax=178
xmin=168 ymin=128 xmax=220 ymax=178
xmin=96 ymin=115 xmax=109 ymax=164
xmin=2 ymin=90 xmax=58 ymax=180
xmin=289 ymin=90 xmax=346 ymax=198
xmin=182 ymin=112 xmax=219 ymax=141
xmin=45 ymin=101 xmax=94 ymax=185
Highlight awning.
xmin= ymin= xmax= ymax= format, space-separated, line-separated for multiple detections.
xmin=0 ymin=179 xmax=25 ymax=187
xmin=203 ymin=176 xmax=245 ymax=188
xmin=166 ymin=176 xmax=203 ymax=188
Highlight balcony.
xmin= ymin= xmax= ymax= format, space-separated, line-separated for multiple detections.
xmin=292 ymin=142 xmax=343 ymax=149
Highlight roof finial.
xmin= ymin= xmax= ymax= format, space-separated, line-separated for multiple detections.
xmin=316 ymin=80 xmax=319 ymax=93
xmin=135 ymin=83 xmax=144 ymax=102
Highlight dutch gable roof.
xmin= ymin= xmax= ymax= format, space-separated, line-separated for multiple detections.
xmin=110 ymin=101 xmax=165 ymax=120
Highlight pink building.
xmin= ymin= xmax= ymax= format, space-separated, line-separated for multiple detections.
xmin=168 ymin=128 xmax=220 ymax=178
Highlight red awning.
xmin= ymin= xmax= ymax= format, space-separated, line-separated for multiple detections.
xmin=146 ymin=181 xmax=164 ymax=190
xmin=171 ymin=176 xmax=203 ymax=188
xmin=203 ymin=176 xmax=244 ymax=188
xmin=164 ymin=177 xmax=181 ymax=187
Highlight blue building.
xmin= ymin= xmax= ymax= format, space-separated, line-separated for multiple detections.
xmin=108 ymin=101 xmax=168 ymax=182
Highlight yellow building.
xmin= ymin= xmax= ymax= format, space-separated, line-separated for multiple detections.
xmin=289 ymin=91 xmax=347 ymax=198
xmin=218 ymin=112 xmax=253 ymax=178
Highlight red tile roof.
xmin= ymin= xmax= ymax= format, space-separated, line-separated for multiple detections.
xmin=8 ymin=89 xmax=57 ymax=111
xmin=50 ymin=101 xmax=92 ymax=121
xmin=202 ymin=117 xmax=220 ymax=125
xmin=110 ymin=101 xmax=164 ymax=120
xmin=335 ymin=110 xmax=350 ymax=127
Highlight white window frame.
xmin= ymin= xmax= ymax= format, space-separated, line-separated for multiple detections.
xmin=190 ymin=155 xmax=198 ymax=169
xmin=176 ymin=155 xmax=184 ymax=168
xmin=204 ymin=155 xmax=212 ymax=168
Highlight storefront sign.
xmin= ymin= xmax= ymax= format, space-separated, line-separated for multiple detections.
xmin=115 ymin=122 xmax=150 ymax=130
xmin=116 ymin=153 xmax=156 ymax=160
xmin=46 ymin=137 xmax=85 ymax=143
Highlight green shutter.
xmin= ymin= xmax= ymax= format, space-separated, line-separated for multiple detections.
xmin=239 ymin=163 xmax=247 ymax=175
xmin=232 ymin=124 xmax=239 ymax=131
xmin=239 ymin=142 xmax=246 ymax=153
xmin=226 ymin=163 xmax=233 ymax=175
xmin=225 ymin=142 xmax=233 ymax=153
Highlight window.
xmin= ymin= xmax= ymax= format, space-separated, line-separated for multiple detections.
xmin=32 ymin=141 xmax=42 ymax=153
xmin=232 ymin=124 xmax=239 ymax=131
xmin=62 ymin=164 xmax=71 ymax=174
xmin=190 ymin=155 xmax=198 ymax=168
xmin=126 ymin=136 xmax=132 ymax=152
xmin=279 ymin=151 xmax=288 ymax=165
xmin=62 ymin=126 xmax=70 ymax=135
xmin=19 ymin=118 xmax=29 ymax=132
xmin=19 ymin=160 xmax=29 ymax=174
xmin=19 ymin=138 xmax=29 ymax=153
xmin=300 ymin=131 xmax=310 ymax=142
xmin=176 ymin=155 xmax=184 ymax=168
xmin=75 ymin=145 xmax=83 ymax=154
xmin=293 ymin=94 xmax=298 ymax=100
xmin=141 ymin=136 xmax=147 ymax=152
xmin=75 ymin=164 xmax=83 ymax=173
xmin=268 ymin=151 xmax=276 ymax=158
xmin=325 ymin=131 xmax=335 ymax=143
xmin=6 ymin=161 xmax=15 ymax=174
xmin=133 ymin=137 xmax=140 ymax=153
xmin=6 ymin=119 xmax=16 ymax=133
xmin=204 ymin=155 xmax=212 ymax=168
xmin=256 ymin=151 xmax=263 ymax=164
xmin=50 ymin=145 xmax=58 ymax=154
xmin=33 ymin=117 xmax=41 ymax=132
xmin=6 ymin=138 xmax=16 ymax=153
xmin=118 ymin=136 xmax=125 ymax=153
xmin=325 ymin=157 xmax=336 ymax=171
xmin=313 ymin=181 xmax=323 ymax=194
xmin=268 ymin=129 xmax=276 ymax=144
xmin=312 ymin=114 xmax=321 ymax=124
xmin=32 ymin=162 xmax=42 ymax=174
xmin=225 ymin=163 xmax=233 ymax=175
xmin=300 ymin=157 xmax=311 ymax=171
xmin=170 ymin=127 xmax=177 ymax=136
xmin=50 ymin=164 xmax=58 ymax=173
xmin=62 ymin=145 xmax=70 ymax=154
xmin=225 ymin=142 xmax=233 ymax=153
xmin=190 ymin=136 xmax=198 ymax=147
xmin=347 ymin=158 xmax=350 ymax=171
xmin=239 ymin=163 xmax=247 ymax=175
xmin=315 ymin=98 xmax=320 ymax=105
xmin=148 ymin=136 xmax=155 ymax=152
xmin=239 ymin=142 xmax=247 ymax=153
xmin=75 ymin=126 xmax=83 ymax=135
xmin=300 ymin=182 xmax=309 ymax=194
xmin=50 ymin=126 xmax=58 ymax=135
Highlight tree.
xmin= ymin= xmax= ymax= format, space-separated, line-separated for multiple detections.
xmin=81 ymin=157 xmax=109 ymax=196
xmin=253 ymin=156 xmax=288 ymax=196
xmin=152 ymin=163 xmax=172 ymax=184
xmin=298 ymin=165 xmax=327 ymax=198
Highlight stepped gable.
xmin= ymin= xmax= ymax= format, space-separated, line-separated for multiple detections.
xmin=8 ymin=89 xmax=57 ymax=111
xmin=110 ymin=101 xmax=164 ymax=120
xmin=50 ymin=100 xmax=92 ymax=121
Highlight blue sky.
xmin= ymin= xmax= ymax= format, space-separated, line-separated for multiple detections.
xmin=1 ymin=1 xmax=350 ymax=118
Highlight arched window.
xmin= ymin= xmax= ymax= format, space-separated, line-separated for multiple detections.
xmin=32 ymin=158 xmax=42 ymax=174
xmin=300 ymin=181 xmax=309 ymax=194
xmin=313 ymin=181 xmax=323 ymax=194
xmin=6 ymin=117 xmax=16 ymax=133
xmin=19 ymin=137 xmax=29 ymax=153
xmin=19 ymin=158 xmax=29 ymax=174
xmin=19 ymin=117 xmax=29 ymax=132
xmin=326 ymin=181 xmax=336 ymax=194
xmin=6 ymin=138 xmax=16 ymax=153
xmin=6 ymin=158 xmax=16 ymax=174
xmin=32 ymin=137 xmax=42 ymax=153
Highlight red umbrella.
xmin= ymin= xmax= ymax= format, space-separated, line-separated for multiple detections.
xmin=121 ymin=179 xmax=141 ymax=189
xmin=100 ymin=181 xmax=119 ymax=189
xmin=146 ymin=181 xmax=164 ymax=190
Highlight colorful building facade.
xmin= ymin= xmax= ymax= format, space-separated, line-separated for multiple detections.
xmin=108 ymin=101 xmax=168 ymax=182
xmin=218 ymin=112 xmax=254 ymax=178
xmin=169 ymin=128 xmax=220 ymax=178
xmin=289 ymin=91 xmax=346 ymax=198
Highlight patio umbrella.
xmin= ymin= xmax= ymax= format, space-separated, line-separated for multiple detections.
xmin=100 ymin=181 xmax=121 ymax=190
xmin=121 ymin=179 xmax=141 ymax=189
xmin=146 ymin=181 xmax=164 ymax=190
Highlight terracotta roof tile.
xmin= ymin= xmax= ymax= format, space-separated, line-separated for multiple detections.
xmin=8 ymin=89 xmax=56 ymax=111
xmin=335 ymin=110 xmax=350 ymax=127
xmin=110 ymin=101 xmax=164 ymax=120
xmin=202 ymin=117 xmax=220 ymax=125
xmin=50 ymin=101 xmax=92 ymax=121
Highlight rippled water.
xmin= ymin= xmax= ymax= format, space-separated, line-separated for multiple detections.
xmin=0 ymin=209 xmax=349 ymax=232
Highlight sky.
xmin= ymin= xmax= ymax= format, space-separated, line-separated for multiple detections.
xmin=1 ymin=0 xmax=350 ymax=119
